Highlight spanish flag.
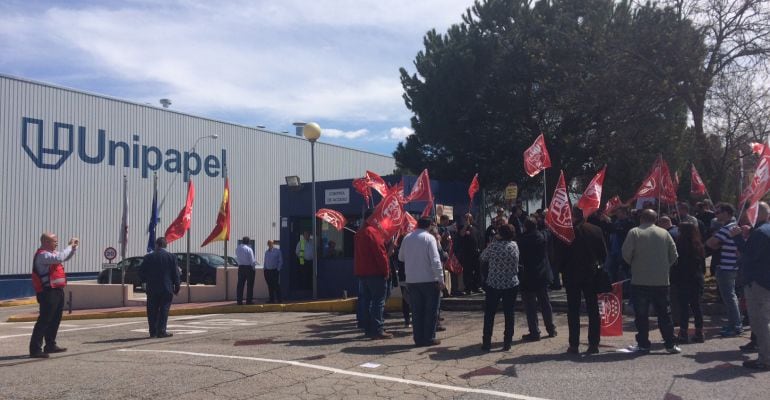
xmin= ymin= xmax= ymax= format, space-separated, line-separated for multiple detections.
xmin=201 ymin=178 xmax=230 ymax=246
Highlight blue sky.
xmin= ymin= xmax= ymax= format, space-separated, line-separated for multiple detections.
xmin=0 ymin=0 xmax=474 ymax=156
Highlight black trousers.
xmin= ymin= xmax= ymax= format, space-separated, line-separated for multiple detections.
xmin=461 ymin=256 xmax=480 ymax=292
xmin=483 ymin=286 xmax=518 ymax=342
xmin=674 ymin=282 xmax=704 ymax=334
xmin=264 ymin=269 xmax=281 ymax=302
xmin=566 ymin=282 xmax=600 ymax=348
xmin=632 ymin=285 xmax=675 ymax=348
xmin=237 ymin=266 xmax=256 ymax=303
xmin=146 ymin=291 xmax=173 ymax=336
xmin=29 ymin=288 xmax=64 ymax=354
xmin=522 ymin=284 xmax=556 ymax=336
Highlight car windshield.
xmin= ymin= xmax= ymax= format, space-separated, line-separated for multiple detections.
xmin=200 ymin=253 xmax=226 ymax=266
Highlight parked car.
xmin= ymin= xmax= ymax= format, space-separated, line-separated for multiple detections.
xmin=97 ymin=256 xmax=144 ymax=290
xmin=175 ymin=253 xmax=239 ymax=285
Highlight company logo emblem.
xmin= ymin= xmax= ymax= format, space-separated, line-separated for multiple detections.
xmin=599 ymin=291 xmax=622 ymax=328
xmin=550 ymin=187 xmax=572 ymax=229
xmin=20 ymin=117 xmax=226 ymax=179
xmin=21 ymin=118 xmax=74 ymax=169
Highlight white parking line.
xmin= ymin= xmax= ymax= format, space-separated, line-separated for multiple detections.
xmin=117 ymin=349 xmax=552 ymax=400
xmin=0 ymin=314 xmax=221 ymax=340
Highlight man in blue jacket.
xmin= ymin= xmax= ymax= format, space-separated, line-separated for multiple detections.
xmin=730 ymin=201 xmax=770 ymax=370
xmin=140 ymin=237 xmax=180 ymax=338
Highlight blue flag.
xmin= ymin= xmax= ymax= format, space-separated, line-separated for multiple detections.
xmin=147 ymin=174 xmax=159 ymax=253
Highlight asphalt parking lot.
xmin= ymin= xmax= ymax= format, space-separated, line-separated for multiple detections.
xmin=0 ymin=310 xmax=767 ymax=400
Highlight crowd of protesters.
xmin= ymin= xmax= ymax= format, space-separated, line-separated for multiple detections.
xmin=354 ymin=198 xmax=770 ymax=371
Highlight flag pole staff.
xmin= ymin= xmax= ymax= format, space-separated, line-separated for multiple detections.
xmin=223 ymin=163 xmax=229 ymax=301
xmin=121 ymin=175 xmax=128 ymax=307
xmin=656 ymin=155 xmax=662 ymax=216
xmin=543 ymin=171 xmax=548 ymax=210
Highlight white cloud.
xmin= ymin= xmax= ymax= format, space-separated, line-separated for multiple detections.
xmin=389 ymin=126 xmax=414 ymax=140
xmin=0 ymin=0 xmax=472 ymax=152
xmin=323 ymin=128 xmax=369 ymax=139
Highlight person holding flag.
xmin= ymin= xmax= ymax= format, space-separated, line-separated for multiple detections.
xmin=354 ymin=209 xmax=393 ymax=340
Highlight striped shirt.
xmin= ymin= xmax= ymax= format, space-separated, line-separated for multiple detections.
xmin=714 ymin=222 xmax=738 ymax=271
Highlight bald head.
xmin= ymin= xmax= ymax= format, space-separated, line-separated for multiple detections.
xmin=640 ymin=209 xmax=658 ymax=223
xmin=40 ymin=232 xmax=58 ymax=251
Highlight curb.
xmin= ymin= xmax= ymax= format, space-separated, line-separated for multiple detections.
xmin=6 ymin=297 xmax=403 ymax=323
xmin=0 ymin=298 xmax=36 ymax=307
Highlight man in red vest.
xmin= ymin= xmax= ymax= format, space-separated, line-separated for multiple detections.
xmin=29 ymin=232 xmax=78 ymax=358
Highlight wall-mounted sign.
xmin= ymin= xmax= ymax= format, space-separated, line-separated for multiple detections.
xmin=325 ymin=188 xmax=349 ymax=205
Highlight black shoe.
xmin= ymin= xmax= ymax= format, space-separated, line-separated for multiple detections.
xmin=692 ymin=333 xmax=704 ymax=343
xmin=675 ymin=335 xmax=689 ymax=344
xmin=43 ymin=346 xmax=67 ymax=354
xmin=547 ymin=330 xmax=558 ymax=338
xmin=436 ymin=325 xmax=447 ymax=332
xmin=29 ymin=352 xmax=49 ymax=359
xmin=418 ymin=339 xmax=442 ymax=347
xmin=740 ymin=341 xmax=758 ymax=352
xmin=481 ymin=342 xmax=491 ymax=351
xmin=502 ymin=341 xmax=512 ymax=351
xmin=566 ymin=346 xmax=579 ymax=354
xmin=522 ymin=333 xmax=541 ymax=342
xmin=585 ymin=345 xmax=599 ymax=354
xmin=156 ymin=332 xmax=174 ymax=338
xmin=237 ymin=302 xmax=243 ymax=305
xmin=246 ymin=301 xmax=254 ymax=305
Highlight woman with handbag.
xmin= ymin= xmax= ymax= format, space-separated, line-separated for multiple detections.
xmin=479 ymin=224 xmax=520 ymax=351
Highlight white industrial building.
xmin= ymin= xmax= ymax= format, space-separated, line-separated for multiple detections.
xmin=0 ymin=74 xmax=395 ymax=298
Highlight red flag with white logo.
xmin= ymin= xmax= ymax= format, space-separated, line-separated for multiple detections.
xmin=605 ymin=195 xmax=622 ymax=215
xmin=400 ymin=212 xmax=418 ymax=237
xmin=545 ymin=171 xmax=575 ymax=244
xmin=599 ymin=281 xmax=624 ymax=336
xmin=523 ymin=133 xmax=552 ymax=177
xmin=367 ymin=192 xmax=406 ymax=239
xmin=352 ymin=177 xmax=372 ymax=206
xmin=690 ymin=165 xmax=707 ymax=196
xmin=316 ymin=208 xmax=347 ymax=232
xmin=741 ymin=155 xmax=770 ymax=225
xmin=577 ymin=166 xmax=606 ymax=218
xmin=659 ymin=159 xmax=677 ymax=204
xmin=365 ymin=170 xmax=390 ymax=197
xmin=468 ymin=173 xmax=480 ymax=205
xmin=751 ymin=142 xmax=769 ymax=156
xmin=165 ymin=180 xmax=195 ymax=244
xmin=407 ymin=169 xmax=433 ymax=203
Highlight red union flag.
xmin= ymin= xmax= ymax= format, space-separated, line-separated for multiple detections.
xmin=407 ymin=169 xmax=433 ymax=203
xmin=367 ymin=192 xmax=406 ymax=238
xmin=741 ymin=155 xmax=770 ymax=216
xmin=545 ymin=171 xmax=575 ymax=244
xmin=634 ymin=157 xmax=676 ymax=203
xmin=316 ymin=208 xmax=347 ymax=232
xmin=400 ymin=212 xmax=418 ymax=236
xmin=523 ymin=133 xmax=552 ymax=177
xmin=605 ymin=195 xmax=622 ymax=215
xmin=751 ymin=142 xmax=769 ymax=156
xmin=599 ymin=281 xmax=624 ymax=337
xmin=165 ymin=180 xmax=195 ymax=244
xmin=577 ymin=166 xmax=606 ymax=217
xmin=352 ymin=177 xmax=372 ymax=205
xmin=365 ymin=170 xmax=390 ymax=197
xmin=659 ymin=159 xmax=677 ymax=204
xmin=690 ymin=165 xmax=707 ymax=196
xmin=468 ymin=173 xmax=480 ymax=203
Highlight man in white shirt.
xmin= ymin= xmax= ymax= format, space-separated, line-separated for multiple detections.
xmin=235 ymin=236 xmax=256 ymax=305
xmin=399 ymin=217 xmax=444 ymax=347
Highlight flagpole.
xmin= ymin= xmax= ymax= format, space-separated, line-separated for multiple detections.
xmin=656 ymin=155 xmax=662 ymax=216
xmin=121 ymin=175 xmax=128 ymax=307
xmin=543 ymin=171 xmax=548 ymax=210
xmin=223 ymin=163 xmax=229 ymax=301
xmin=186 ymin=177 xmax=191 ymax=303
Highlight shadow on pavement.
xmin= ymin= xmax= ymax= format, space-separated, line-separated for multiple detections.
xmin=83 ymin=337 xmax=152 ymax=344
xmin=674 ymin=362 xmax=755 ymax=382
xmin=499 ymin=349 xmax=645 ymax=364
xmin=683 ymin=349 xmax=749 ymax=364
xmin=0 ymin=354 xmax=34 ymax=362
xmin=340 ymin=343 xmax=415 ymax=355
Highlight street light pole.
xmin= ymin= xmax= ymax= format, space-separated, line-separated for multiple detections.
xmin=303 ymin=123 xmax=322 ymax=299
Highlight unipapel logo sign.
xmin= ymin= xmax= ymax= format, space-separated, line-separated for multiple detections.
xmin=21 ymin=117 xmax=227 ymax=179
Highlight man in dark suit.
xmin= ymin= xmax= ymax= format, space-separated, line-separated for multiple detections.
xmin=140 ymin=237 xmax=180 ymax=338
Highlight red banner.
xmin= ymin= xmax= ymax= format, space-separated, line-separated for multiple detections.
xmin=605 ymin=195 xmax=622 ymax=215
xmin=577 ymin=166 xmax=606 ymax=218
xmin=365 ymin=170 xmax=390 ymax=197
xmin=545 ymin=171 xmax=575 ymax=244
xmin=352 ymin=177 xmax=372 ymax=205
xmin=690 ymin=164 xmax=707 ymax=196
xmin=366 ymin=192 xmax=406 ymax=239
xmin=523 ymin=133 xmax=552 ymax=177
xmin=742 ymin=154 xmax=770 ymax=226
xmin=659 ymin=159 xmax=677 ymax=204
xmin=400 ymin=212 xmax=418 ymax=237
xmin=165 ymin=180 xmax=195 ymax=244
xmin=316 ymin=208 xmax=347 ymax=231
xmin=633 ymin=157 xmax=676 ymax=204
xmin=599 ymin=281 xmax=624 ymax=337
xmin=407 ymin=169 xmax=433 ymax=203
xmin=468 ymin=173 xmax=480 ymax=204
xmin=751 ymin=142 xmax=769 ymax=156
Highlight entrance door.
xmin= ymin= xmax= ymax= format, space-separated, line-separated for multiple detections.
xmin=290 ymin=218 xmax=314 ymax=294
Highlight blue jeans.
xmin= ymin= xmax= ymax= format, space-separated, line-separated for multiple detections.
xmin=356 ymin=279 xmax=366 ymax=330
xmin=408 ymin=282 xmax=441 ymax=345
xmin=632 ymin=285 xmax=675 ymax=348
xmin=717 ymin=269 xmax=742 ymax=330
xmin=360 ymin=276 xmax=388 ymax=336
